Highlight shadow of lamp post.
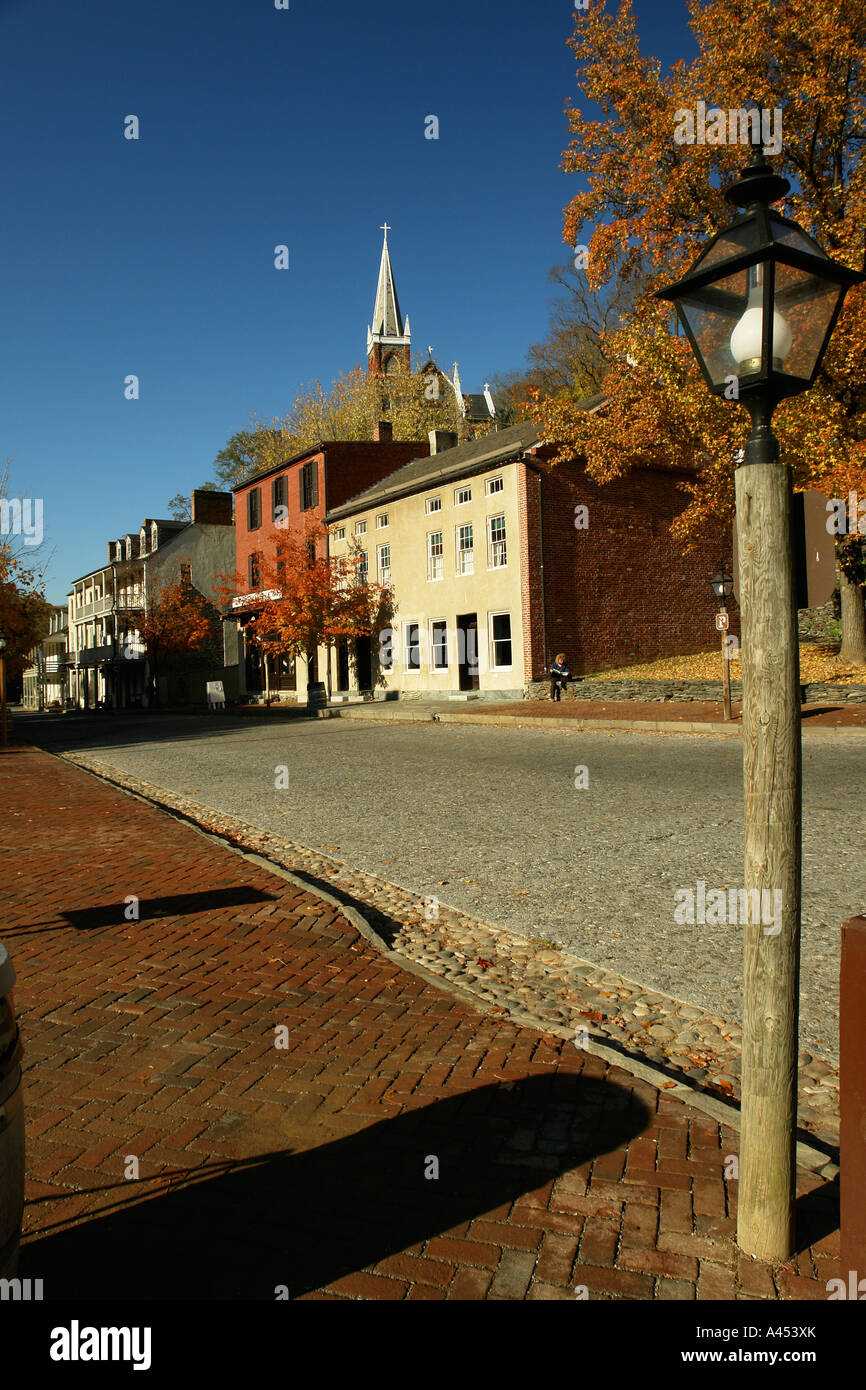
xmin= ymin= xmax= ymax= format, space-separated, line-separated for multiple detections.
xmin=655 ymin=129 xmax=864 ymax=1261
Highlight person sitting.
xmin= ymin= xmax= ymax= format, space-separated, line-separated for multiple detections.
xmin=548 ymin=653 xmax=570 ymax=701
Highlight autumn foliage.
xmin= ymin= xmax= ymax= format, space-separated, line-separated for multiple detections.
xmin=138 ymin=566 xmax=219 ymax=673
xmin=220 ymin=523 xmax=393 ymax=681
xmin=532 ymin=0 xmax=866 ymax=655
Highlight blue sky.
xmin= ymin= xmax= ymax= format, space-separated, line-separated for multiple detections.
xmin=1 ymin=0 xmax=697 ymax=603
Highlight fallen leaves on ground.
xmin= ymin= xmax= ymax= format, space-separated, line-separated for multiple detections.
xmin=589 ymin=643 xmax=864 ymax=686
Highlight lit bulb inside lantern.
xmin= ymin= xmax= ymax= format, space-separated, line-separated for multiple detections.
xmin=730 ymin=264 xmax=792 ymax=371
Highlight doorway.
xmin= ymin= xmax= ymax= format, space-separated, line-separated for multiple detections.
xmin=456 ymin=613 xmax=479 ymax=691
xmin=337 ymin=639 xmax=350 ymax=692
xmin=355 ymin=635 xmax=372 ymax=692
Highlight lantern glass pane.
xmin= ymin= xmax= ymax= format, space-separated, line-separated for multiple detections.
xmin=691 ymin=221 xmax=761 ymax=272
xmin=678 ymin=266 xmax=751 ymax=387
xmin=771 ymin=222 xmax=828 ymax=258
xmin=773 ymin=262 xmax=844 ymax=380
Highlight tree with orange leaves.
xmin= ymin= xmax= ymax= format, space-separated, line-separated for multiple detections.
xmin=533 ymin=0 xmax=866 ymax=660
xmin=137 ymin=562 xmax=220 ymax=707
xmin=229 ymin=523 xmax=394 ymax=702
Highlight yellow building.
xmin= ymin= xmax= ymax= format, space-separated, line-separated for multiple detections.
xmin=325 ymin=423 xmax=537 ymax=700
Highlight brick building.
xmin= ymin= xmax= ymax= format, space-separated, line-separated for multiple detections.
xmin=231 ymin=429 xmax=430 ymax=696
xmin=324 ymin=418 xmax=736 ymax=700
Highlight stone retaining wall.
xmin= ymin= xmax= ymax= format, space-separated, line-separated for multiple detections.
xmin=524 ymin=677 xmax=866 ymax=704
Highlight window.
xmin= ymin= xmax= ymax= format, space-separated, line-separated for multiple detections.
xmin=454 ymin=485 xmax=472 ymax=506
xmin=404 ymin=622 xmax=421 ymax=671
xmin=380 ymin=626 xmax=394 ymax=670
xmin=485 ymin=475 xmax=504 ymax=495
xmin=306 ymin=538 xmax=316 ymax=566
xmin=375 ymin=513 xmax=389 ymax=529
xmin=247 ymin=488 xmax=262 ymax=531
xmin=272 ymin=474 xmax=288 ymax=523
xmin=139 ymin=529 xmax=147 ymax=556
xmin=487 ymin=514 xmax=507 ymax=568
xmin=248 ymin=553 xmax=261 ymax=588
xmin=332 ymin=526 xmax=345 ymax=542
xmin=425 ymin=496 xmax=441 ymax=514
xmin=377 ymin=544 xmax=391 ymax=584
xmin=299 ymin=460 xmax=318 ymax=511
xmin=276 ymin=545 xmax=286 ymax=579
xmin=357 ymin=549 xmax=368 ymax=583
xmin=354 ymin=520 xmax=367 ymax=536
xmin=490 ymin=612 xmax=512 ymax=669
xmin=431 ymin=620 xmax=448 ymax=670
xmin=427 ymin=530 xmax=443 ymax=581
xmin=456 ymin=523 xmax=474 ymax=575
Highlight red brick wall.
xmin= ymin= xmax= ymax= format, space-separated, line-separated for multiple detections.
xmin=517 ymin=461 xmax=546 ymax=679
xmin=529 ymin=454 xmax=739 ymax=677
xmin=233 ymin=441 xmax=428 ymax=594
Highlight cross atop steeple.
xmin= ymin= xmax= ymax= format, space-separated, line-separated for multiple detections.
xmin=367 ymin=224 xmax=411 ymax=375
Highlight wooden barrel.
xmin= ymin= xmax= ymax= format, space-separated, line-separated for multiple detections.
xmin=0 ymin=943 xmax=24 ymax=1279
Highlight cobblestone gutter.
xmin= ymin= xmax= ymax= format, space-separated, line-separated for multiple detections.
xmin=60 ymin=750 xmax=840 ymax=1159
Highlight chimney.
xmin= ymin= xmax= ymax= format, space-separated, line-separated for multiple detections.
xmin=373 ymin=420 xmax=393 ymax=443
xmin=428 ymin=429 xmax=458 ymax=455
xmin=191 ymin=490 xmax=233 ymax=526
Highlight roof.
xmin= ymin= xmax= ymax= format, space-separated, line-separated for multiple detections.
xmin=370 ymin=227 xmax=406 ymax=340
xmin=325 ymin=421 xmax=541 ymax=520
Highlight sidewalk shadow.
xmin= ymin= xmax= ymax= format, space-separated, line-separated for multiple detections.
xmin=60 ymin=885 xmax=277 ymax=931
xmin=21 ymin=1072 xmax=649 ymax=1300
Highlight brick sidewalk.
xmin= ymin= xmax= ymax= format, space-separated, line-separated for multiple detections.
xmin=3 ymin=746 xmax=840 ymax=1300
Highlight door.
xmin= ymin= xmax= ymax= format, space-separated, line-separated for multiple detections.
xmin=456 ymin=613 xmax=479 ymax=691
xmin=337 ymin=640 xmax=350 ymax=692
xmin=355 ymin=635 xmax=372 ymax=692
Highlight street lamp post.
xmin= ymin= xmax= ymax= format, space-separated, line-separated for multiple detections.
xmin=0 ymin=630 xmax=7 ymax=748
xmin=656 ymin=131 xmax=864 ymax=1261
xmin=710 ymin=562 xmax=735 ymax=721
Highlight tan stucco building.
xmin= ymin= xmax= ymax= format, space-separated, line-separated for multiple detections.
xmin=326 ymin=424 xmax=541 ymax=700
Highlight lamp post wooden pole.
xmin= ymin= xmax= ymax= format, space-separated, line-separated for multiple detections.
xmin=734 ymin=406 xmax=802 ymax=1262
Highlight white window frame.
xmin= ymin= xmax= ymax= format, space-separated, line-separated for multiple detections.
xmin=430 ymin=619 xmax=448 ymax=671
xmin=354 ymin=520 xmax=367 ymax=536
xmin=425 ymin=496 xmax=442 ymax=514
xmin=487 ymin=513 xmax=507 ymax=569
xmin=403 ymin=621 xmax=421 ymax=673
xmin=427 ymin=530 xmax=444 ymax=581
xmin=489 ymin=610 xmax=513 ymax=671
xmin=377 ymin=543 xmax=391 ymax=584
xmin=456 ymin=522 xmax=474 ymax=575
xmin=332 ymin=526 xmax=345 ymax=542
xmin=357 ymin=549 xmax=368 ymax=583
xmin=375 ymin=513 xmax=389 ymax=529
xmin=485 ymin=475 xmax=504 ymax=496
xmin=454 ymin=485 xmax=472 ymax=506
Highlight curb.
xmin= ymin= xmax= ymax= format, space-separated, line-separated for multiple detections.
xmin=334 ymin=706 xmax=866 ymax=737
xmin=43 ymin=747 xmax=841 ymax=1181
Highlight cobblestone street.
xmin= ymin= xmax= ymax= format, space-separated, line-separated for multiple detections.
xmin=4 ymin=746 xmax=840 ymax=1300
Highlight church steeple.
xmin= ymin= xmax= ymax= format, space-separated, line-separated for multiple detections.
xmin=367 ymin=224 xmax=412 ymax=375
